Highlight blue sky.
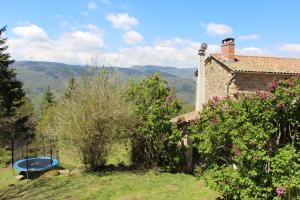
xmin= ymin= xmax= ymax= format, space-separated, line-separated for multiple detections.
xmin=1 ymin=0 xmax=300 ymax=67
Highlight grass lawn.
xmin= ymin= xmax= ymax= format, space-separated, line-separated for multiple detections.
xmin=0 ymin=167 xmax=218 ymax=200
xmin=0 ymin=144 xmax=218 ymax=200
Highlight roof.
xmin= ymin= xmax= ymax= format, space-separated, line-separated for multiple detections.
xmin=171 ymin=111 xmax=199 ymax=124
xmin=209 ymin=54 xmax=300 ymax=75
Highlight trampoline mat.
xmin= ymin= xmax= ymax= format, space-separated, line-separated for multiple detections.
xmin=13 ymin=156 xmax=59 ymax=171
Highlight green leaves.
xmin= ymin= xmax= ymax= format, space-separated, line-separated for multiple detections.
xmin=41 ymin=86 xmax=55 ymax=112
xmin=128 ymin=73 xmax=184 ymax=169
xmin=0 ymin=26 xmax=34 ymax=148
xmin=37 ymin=71 xmax=136 ymax=171
xmin=271 ymin=145 xmax=300 ymax=199
xmin=192 ymin=77 xmax=300 ymax=199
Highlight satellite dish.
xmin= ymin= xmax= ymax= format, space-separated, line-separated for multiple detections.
xmin=201 ymin=43 xmax=208 ymax=50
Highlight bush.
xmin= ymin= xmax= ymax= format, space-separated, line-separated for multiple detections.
xmin=271 ymin=145 xmax=300 ymax=199
xmin=0 ymin=147 xmax=11 ymax=167
xmin=127 ymin=73 xmax=185 ymax=170
xmin=192 ymin=76 xmax=300 ymax=199
xmin=38 ymin=71 xmax=136 ymax=171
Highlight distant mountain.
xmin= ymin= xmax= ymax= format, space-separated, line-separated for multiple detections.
xmin=130 ymin=65 xmax=195 ymax=79
xmin=13 ymin=61 xmax=196 ymax=106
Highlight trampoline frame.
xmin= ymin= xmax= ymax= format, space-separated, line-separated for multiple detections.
xmin=13 ymin=156 xmax=59 ymax=172
xmin=11 ymin=136 xmax=59 ymax=178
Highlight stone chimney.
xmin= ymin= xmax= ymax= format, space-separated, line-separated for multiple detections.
xmin=195 ymin=43 xmax=207 ymax=112
xmin=221 ymin=38 xmax=235 ymax=60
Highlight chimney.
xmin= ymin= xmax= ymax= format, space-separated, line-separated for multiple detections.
xmin=221 ymin=38 xmax=235 ymax=60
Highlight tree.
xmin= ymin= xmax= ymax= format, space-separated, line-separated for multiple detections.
xmin=127 ymin=73 xmax=184 ymax=169
xmin=38 ymin=71 xmax=136 ymax=171
xmin=65 ymin=77 xmax=77 ymax=99
xmin=0 ymin=26 xmax=25 ymax=116
xmin=0 ymin=26 xmax=34 ymax=148
xmin=42 ymin=86 xmax=55 ymax=111
xmin=0 ymin=96 xmax=11 ymax=146
xmin=14 ymin=97 xmax=37 ymax=140
xmin=38 ymin=86 xmax=56 ymax=139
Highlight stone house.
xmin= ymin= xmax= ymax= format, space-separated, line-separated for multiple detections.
xmin=174 ymin=38 xmax=300 ymax=172
xmin=174 ymin=38 xmax=300 ymax=123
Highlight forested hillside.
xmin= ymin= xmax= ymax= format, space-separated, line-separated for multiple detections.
xmin=13 ymin=61 xmax=196 ymax=106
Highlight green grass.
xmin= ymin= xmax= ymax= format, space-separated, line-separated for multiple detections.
xmin=0 ymin=142 xmax=218 ymax=199
xmin=0 ymin=167 xmax=218 ymax=200
xmin=107 ymin=143 xmax=131 ymax=166
xmin=56 ymin=142 xmax=131 ymax=170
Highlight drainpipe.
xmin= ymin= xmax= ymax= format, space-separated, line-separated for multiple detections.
xmin=226 ymin=73 xmax=236 ymax=97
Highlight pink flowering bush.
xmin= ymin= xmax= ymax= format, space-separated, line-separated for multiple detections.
xmin=192 ymin=76 xmax=300 ymax=199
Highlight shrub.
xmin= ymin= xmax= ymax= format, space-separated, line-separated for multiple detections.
xmin=192 ymin=76 xmax=300 ymax=199
xmin=0 ymin=147 xmax=11 ymax=167
xmin=38 ymin=71 xmax=136 ymax=171
xmin=127 ymin=73 xmax=185 ymax=170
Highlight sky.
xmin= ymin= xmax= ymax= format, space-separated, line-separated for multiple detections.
xmin=1 ymin=0 xmax=300 ymax=68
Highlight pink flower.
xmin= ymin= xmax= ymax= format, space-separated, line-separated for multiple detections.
xmin=256 ymin=91 xmax=267 ymax=100
xmin=276 ymin=103 xmax=285 ymax=111
xmin=271 ymin=80 xmax=278 ymax=92
xmin=232 ymin=144 xmax=241 ymax=156
xmin=290 ymin=92 xmax=296 ymax=97
xmin=276 ymin=186 xmax=285 ymax=196
xmin=212 ymin=96 xmax=219 ymax=102
xmin=208 ymin=99 xmax=217 ymax=108
xmin=210 ymin=115 xmax=217 ymax=125
xmin=208 ymin=96 xmax=220 ymax=109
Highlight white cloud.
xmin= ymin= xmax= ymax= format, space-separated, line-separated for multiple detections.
xmin=122 ymin=30 xmax=143 ymax=44
xmin=85 ymin=23 xmax=103 ymax=33
xmin=101 ymin=38 xmax=219 ymax=67
xmin=205 ymin=23 xmax=233 ymax=36
xmin=102 ymin=0 xmax=111 ymax=4
xmin=12 ymin=24 xmax=290 ymax=68
xmin=237 ymin=34 xmax=260 ymax=41
xmin=106 ymin=13 xmax=138 ymax=30
xmin=81 ymin=12 xmax=89 ymax=16
xmin=8 ymin=25 xmax=215 ymax=67
xmin=88 ymin=2 xmax=97 ymax=9
xmin=238 ymin=47 xmax=265 ymax=55
xmin=8 ymin=24 xmax=105 ymax=64
xmin=58 ymin=31 xmax=105 ymax=52
xmin=279 ymin=44 xmax=300 ymax=55
xmin=235 ymin=44 xmax=300 ymax=57
xmin=60 ymin=21 xmax=69 ymax=27
xmin=12 ymin=24 xmax=48 ymax=41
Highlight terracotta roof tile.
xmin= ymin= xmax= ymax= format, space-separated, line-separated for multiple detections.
xmin=211 ymin=54 xmax=300 ymax=74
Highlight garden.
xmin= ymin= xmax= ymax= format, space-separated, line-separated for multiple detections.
xmin=1 ymin=24 xmax=300 ymax=200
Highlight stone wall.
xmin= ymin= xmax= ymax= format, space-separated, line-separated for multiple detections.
xmin=205 ymin=59 xmax=232 ymax=101
xmin=232 ymin=73 xmax=292 ymax=95
xmin=203 ymin=59 xmax=293 ymax=101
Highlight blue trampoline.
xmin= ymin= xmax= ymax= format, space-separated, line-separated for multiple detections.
xmin=13 ymin=156 xmax=59 ymax=172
